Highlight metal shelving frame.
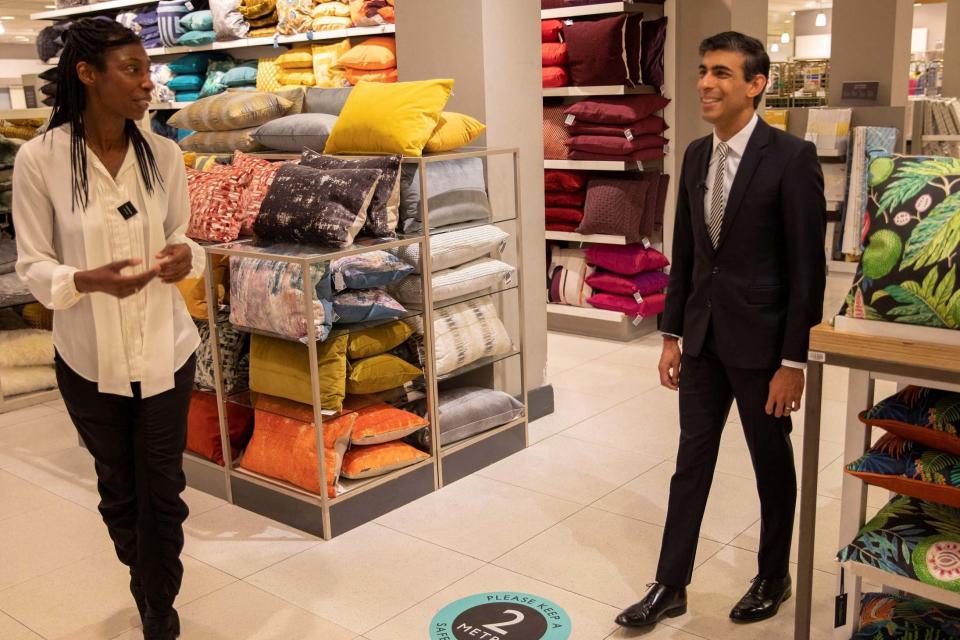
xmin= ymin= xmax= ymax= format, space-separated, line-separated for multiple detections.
xmin=192 ymin=147 xmax=528 ymax=539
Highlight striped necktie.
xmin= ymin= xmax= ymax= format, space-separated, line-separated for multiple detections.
xmin=708 ymin=141 xmax=729 ymax=248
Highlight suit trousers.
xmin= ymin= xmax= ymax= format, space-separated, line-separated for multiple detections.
xmin=655 ymin=329 xmax=797 ymax=588
xmin=55 ymin=352 xmax=194 ymax=614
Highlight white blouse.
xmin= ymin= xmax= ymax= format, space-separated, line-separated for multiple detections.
xmin=13 ymin=124 xmax=205 ymax=398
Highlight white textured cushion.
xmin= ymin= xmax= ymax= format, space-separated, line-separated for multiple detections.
xmin=0 ymin=365 xmax=56 ymax=396
xmin=390 ymin=258 xmax=515 ymax=303
xmin=0 ymin=329 xmax=54 ymax=368
xmin=393 ymin=224 xmax=510 ymax=273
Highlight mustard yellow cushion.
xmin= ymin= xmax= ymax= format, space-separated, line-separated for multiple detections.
xmin=178 ymin=128 xmax=263 ymax=153
xmin=168 ymin=91 xmax=293 ymax=131
xmin=277 ymin=69 xmax=316 ymax=86
xmin=20 ymin=303 xmax=52 ymax=330
xmin=239 ymin=0 xmax=276 ymax=19
xmin=346 ymin=321 xmax=413 ymax=360
xmin=337 ymin=36 xmax=396 ymax=71
xmin=312 ymin=1 xmax=349 ymax=17
xmin=175 ymin=254 xmax=229 ymax=320
xmin=256 ymin=56 xmax=283 ymax=92
xmin=323 ymin=79 xmax=454 ymax=157
xmin=311 ymin=15 xmax=352 ymax=30
xmin=425 ymin=112 xmax=486 ymax=153
xmin=345 ymin=353 xmax=421 ymax=395
xmin=249 ymin=333 xmax=348 ymax=412
xmin=247 ymin=11 xmax=278 ymax=27
xmin=312 ymin=39 xmax=350 ymax=88
xmin=182 ymin=151 xmax=197 ymax=167
xmin=277 ymin=46 xmax=313 ymax=70
xmin=249 ymin=25 xmax=278 ymax=38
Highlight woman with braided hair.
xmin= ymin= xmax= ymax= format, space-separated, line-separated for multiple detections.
xmin=13 ymin=18 xmax=203 ymax=640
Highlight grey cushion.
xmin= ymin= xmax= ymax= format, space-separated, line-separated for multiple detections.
xmin=251 ymin=113 xmax=339 ymax=153
xmin=0 ymin=272 xmax=32 ymax=307
xmin=304 ymin=87 xmax=353 ymax=115
xmin=0 ymin=239 xmax=16 ymax=275
xmin=400 ymin=157 xmax=492 ymax=233
xmin=410 ymin=386 xmax=523 ymax=448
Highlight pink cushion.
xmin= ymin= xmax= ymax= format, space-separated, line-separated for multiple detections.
xmin=186 ymin=166 xmax=247 ymax=242
xmin=585 ymin=244 xmax=669 ymax=275
xmin=565 ymin=94 xmax=670 ymax=125
xmin=586 ymin=269 xmax=668 ymax=296
xmin=588 ymin=291 xmax=666 ymax=317
xmin=568 ymin=116 xmax=668 ymax=137
xmin=567 ymin=134 xmax=668 ymax=155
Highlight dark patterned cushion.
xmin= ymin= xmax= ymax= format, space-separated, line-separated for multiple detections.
xmin=842 ymin=154 xmax=960 ymax=329
xmin=253 ymin=164 xmax=382 ymax=248
xmin=861 ymin=386 xmax=960 ymax=455
xmin=194 ymin=313 xmax=250 ymax=395
xmin=577 ymin=176 xmax=651 ymax=243
xmin=855 ymin=592 xmax=960 ymax=639
xmin=299 ymin=150 xmax=401 ymax=237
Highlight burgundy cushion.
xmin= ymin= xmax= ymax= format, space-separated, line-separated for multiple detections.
xmin=568 ymin=116 xmax=668 ymax=137
xmin=543 ymin=104 xmax=571 ymax=159
xmin=542 ymin=65 xmax=570 ymax=88
xmin=565 ymin=94 xmax=670 ymax=125
xmin=546 ymin=221 xmax=579 ymax=232
xmin=577 ymin=177 xmax=649 ymax=241
xmin=588 ymin=291 xmax=666 ymax=317
xmin=542 ymin=42 xmax=568 ymax=66
xmin=585 ymin=244 xmax=670 ymax=275
xmin=544 ymin=169 xmax=586 ymax=192
xmin=569 ymin=147 xmax=666 ymax=162
xmin=586 ymin=269 xmax=669 ymax=297
xmin=546 ymin=207 xmax=584 ymax=224
xmin=567 ymin=134 xmax=667 ymax=155
xmin=541 ymin=19 xmax=564 ymax=42
xmin=641 ymin=17 xmax=668 ymax=88
xmin=564 ymin=15 xmax=629 ymax=86
xmin=625 ymin=14 xmax=642 ymax=85
xmin=655 ymin=173 xmax=670 ymax=224
xmin=545 ymin=191 xmax=586 ymax=207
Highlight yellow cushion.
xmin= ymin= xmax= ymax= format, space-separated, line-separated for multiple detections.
xmin=276 ymin=46 xmax=313 ymax=70
xmin=312 ymin=1 xmax=349 ymax=17
xmin=249 ymin=333 xmax=348 ymax=412
xmin=178 ymin=128 xmax=263 ymax=153
xmin=256 ymin=56 xmax=283 ymax=92
xmin=20 ymin=303 xmax=53 ymax=330
xmin=345 ymin=354 xmax=421 ymax=395
xmin=175 ymin=255 xmax=229 ymax=320
xmin=425 ymin=112 xmax=486 ymax=153
xmin=247 ymin=11 xmax=278 ymax=27
xmin=311 ymin=15 xmax=352 ymax=30
xmin=346 ymin=321 xmax=413 ymax=360
xmin=277 ymin=69 xmax=316 ymax=86
xmin=239 ymin=0 xmax=276 ymax=19
xmin=182 ymin=151 xmax=197 ymax=167
xmin=249 ymin=25 xmax=278 ymax=38
xmin=337 ymin=36 xmax=396 ymax=71
xmin=168 ymin=91 xmax=293 ymax=131
xmin=276 ymin=0 xmax=313 ymax=35
xmin=312 ymin=39 xmax=351 ymax=87
xmin=324 ymin=79 xmax=454 ymax=157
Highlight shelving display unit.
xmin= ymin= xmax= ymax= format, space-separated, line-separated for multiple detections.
xmin=764 ymin=59 xmax=830 ymax=109
xmin=185 ymin=147 xmax=529 ymax=540
xmin=542 ymin=0 xmax=670 ymax=341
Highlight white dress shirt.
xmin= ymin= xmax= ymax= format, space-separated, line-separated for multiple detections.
xmin=670 ymin=113 xmax=804 ymax=370
xmin=13 ymin=124 xmax=205 ymax=397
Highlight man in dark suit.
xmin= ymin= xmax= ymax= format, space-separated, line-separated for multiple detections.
xmin=615 ymin=32 xmax=826 ymax=628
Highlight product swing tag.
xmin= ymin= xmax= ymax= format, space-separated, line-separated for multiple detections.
xmin=834 ymin=567 xmax=848 ymax=628
xmin=185 ymin=1 xmax=194 ymax=9
xmin=117 ymin=201 xmax=139 ymax=220
xmin=565 ymin=114 xmax=576 ymax=126
xmin=564 ymin=19 xmax=574 ymax=26
xmin=624 ymin=129 xmax=634 ymax=141
xmin=641 ymin=237 xmax=652 ymax=249
xmin=633 ymin=292 xmax=644 ymax=304
xmin=632 ymin=314 xmax=644 ymax=326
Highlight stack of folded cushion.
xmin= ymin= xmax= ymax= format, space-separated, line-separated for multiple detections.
xmin=312 ymin=0 xmax=352 ymax=31
xmin=166 ymin=52 xmax=217 ymax=103
xmin=583 ymin=244 xmax=669 ymax=319
xmin=547 ymin=245 xmax=593 ymax=307
xmin=200 ymin=58 xmax=238 ymax=98
xmin=540 ymin=19 xmax=568 ymax=88
xmin=134 ymin=8 xmax=162 ymax=48
xmin=170 ymin=88 xmax=301 ymax=152
xmin=348 ymin=0 xmax=394 ymax=26
xmin=239 ymin=0 xmax=278 ymax=37
xmin=210 ymin=0 xmax=250 ymax=41
xmin=158 ymin=0 xmax=192 ymax=47
xmin=854 ymin=592 xmax=960 ymax=639
xmin=178 ymin=9 xmax=217 ymax=46
xmin=329 ymin=251 xmax=411 ymax=327
xmin=0 ymin=234 xmax=34 ymax=311
xmin=0 ymin=326 xmax=56 ymax=399
xmin=276 ymin=0 xmax=313 ymax=35
xmin=562 ymin=95 xmax=671 ymax=162
xmin=577 ymin=172 xmax=669 ymax=242
xmin=544 ymin=169 xmax=585 ymax=231
xmin=338 ymin=36 xmax=397 ymax=85
xmin=275 ymin=45 xmax=318 ymax=87
xmin=151 ymin=63 xmax=176 ymax=103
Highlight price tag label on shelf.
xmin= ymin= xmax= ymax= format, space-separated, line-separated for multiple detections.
xmin=808 ymin=351 xmax=826 ymax=363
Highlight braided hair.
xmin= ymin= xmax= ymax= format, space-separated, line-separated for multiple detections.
xmin=49 ymin=18 xmax=163 ymax=210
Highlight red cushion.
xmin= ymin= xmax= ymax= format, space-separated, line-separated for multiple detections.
xmin=577 ymin=177 xmax=650 ymax=241
xmin=545 ymin=191 xmax=586 ymax=207
xmin=845 ymin=469 xmax=960 ymax=509
xmin=568 ymin=116 xmax=668 ymax=137
xmin=567 ymin=134 xmax=667 ymax=156
xmin=566 ymin=94 xmax=671 ymax=125
xmin=543 ymin=104 xmax=571 ymax=159
xmin=541 ymin=19 xmax=564 ymax=42
xmin=585 ymin=244 xmax=670 ymax=275
xmin=588 ymin=291 xmax=666 ymax=317
xmin=586 ymin=269 xmax=669 ymax=297
xmin=546 ymin=222 xmax=579 ymax=232
xmin=564 ymin=14 xmax=629 ymax=86
xmin=186 ymin=390 xmax=254 ymax=466
xmin=185 ymin=167 xmax=247 ymax=243
xmin=546 ymin=207 xmax=584 ymax=224
xmin=542 ymin=65 xmax=570 ymax=88
xmin=624 ymin=13 xmax=642 ymax=85
xmin=542 ymin=42 xmax=568 ymax=66
xmin=642 ymin=17 xmax=668 ymax=88
xmin=544 ymin=169 xmax=586 ymax=192
xmin=568 ymin=147 xmax=666 ymax=162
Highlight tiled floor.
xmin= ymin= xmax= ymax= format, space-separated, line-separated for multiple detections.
xmin=0 ymin=274 xmax=879 ymax=639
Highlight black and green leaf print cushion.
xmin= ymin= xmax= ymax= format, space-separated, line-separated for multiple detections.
xmin=842 ymin=154 xmax=960 ymax=329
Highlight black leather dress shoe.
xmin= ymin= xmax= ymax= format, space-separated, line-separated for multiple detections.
xmin=143 ymin=607 xmax=180 ymax=640
xmin=615 ymin=583 xmax=687 ymax=628
xmin=729 ymin=575 xmax=792 ymax=622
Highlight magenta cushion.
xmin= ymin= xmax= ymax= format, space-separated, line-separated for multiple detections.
xmin=588 ymin=291 xmax=666 ymax=317
xmin=564 ymin=15 xmax=629 ymax=86
xmin=565 ymin=94 xmax=670 ymax=125
xmin=567 ymin=134 xmax=667 ymax=155
xmin=585 ymin=244 xmax=669 ymax=275
xmin=586 ymin=269 xmax=668 ymax=296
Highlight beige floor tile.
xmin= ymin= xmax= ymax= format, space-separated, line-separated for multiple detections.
xmin=246 ymin=523 xmax=483 ymax=634
xmin=606 ymin=624 xmax=706 ymax=639
xmin=376 ymin=474 xmax=582 ymax=561
xmin=0 ymin=550 xmax=234 ymax=640
xmin=562 ymin=390 xmax=681 ymax=460
xmin=367 ymin=564 xmax=622 ymax=640
xmin=594 ymin=461 xmax=762 ymax=545
xmin=0 ymin=469 xmax=64 ymax=522
xmin=478 ymin=434 xmax=659 ymax=505
xmin=182 ymin=486 xmax=228 ymax=518
xmin=494 ymin=507 xmax=724 ymax=610
xmin=0 ymin=403 xmax=61 ymax=430
xmin=665 ymin=546 xmax=840 ymax=640
xmin=729 ymin=493 xmax=843 ymax=576
xmin=0 ymin=411 xmax=80 ymax=469
xmin=528 ymin=389 xmax=624 ymax=445
xmin=44 ymin=397 xmax=68 ymax=413
xmin=550 ymin=360 xmax=661 ymax=403
xmin=0 ymin=611 xmax=42 ymax=640
xmin=112 ymin=581 xmax=354 ymax=640
xmin=3 ymin=446 xmax=100 ymax=512
xmin=596 ymin=339 xmax=665 ymax=368
xmin=546 ymin=333 xmax=626 ymax=377
xmin=817 ymin=457 xmax=893 ymax=509
xmin=710 ymin=430 xmax=840 ymax=482
xmin=183 ymin=504 xmax=320 ymax=579
xmin=0 ymin=500 xmax=113 ymax=591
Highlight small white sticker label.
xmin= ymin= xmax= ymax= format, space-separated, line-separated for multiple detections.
xmin=642 ymin=237 xmax=652 ymax=249
xmin=564 ymin=114 xmax=576 ymax=126
xmin=808 ymin=351 xmax=826 ymax=363
xmin=632 ymin=315 xmax=644 ymax=326
xmin=333 ymin=272 xmax=346 ymax=291
xmin=185 ymin=1 xmax=194 ymax=9
xmin=624 ymin=129 xmax=634 ymax=141
xmin=633 ymin=292 xmax=644 ymax=304
xmin=564 ymin=19 xmax=574 ymax=25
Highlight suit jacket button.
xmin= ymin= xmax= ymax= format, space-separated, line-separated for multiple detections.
xmin=707 ymin=300 xmax=712 ymax=309
xmin=712 ymin=267 xmax=720 ymax=275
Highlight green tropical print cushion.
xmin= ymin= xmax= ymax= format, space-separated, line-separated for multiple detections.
xmin=855 ymin=592 xmax=960 ymax=639
xmin=842 ymin=154 xmax=960 ymax=328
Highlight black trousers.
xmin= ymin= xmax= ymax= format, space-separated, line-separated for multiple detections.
xmin=56 ymin=353 xmax=194 ymax=614
xmin=656 ymin=329 xmax=797 ymax=588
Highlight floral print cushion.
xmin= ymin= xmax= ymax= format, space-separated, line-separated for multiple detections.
xmin=839 ymin=494 xmax=960 ymax=592
xmin=842 ymin=154 xmax=960 ymax=329
xmin=855 ymin=592 xmax=960 ymax=639
xmin=861 ymin=386 xmax=960 ymax=456
xmin=194 ymin=314 xmax=250 ymax=395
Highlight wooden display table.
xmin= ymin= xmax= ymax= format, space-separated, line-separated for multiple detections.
xmin=796 ymin=323 xmax=960 ymax=639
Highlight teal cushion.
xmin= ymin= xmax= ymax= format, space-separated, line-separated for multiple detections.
xmin=167 ymin=52 xmax=211 ymax=75
xmin=179 ymin=10 xmax=213 ymax=31
xmin=174 ymin=91 xmax=201 ymax=103
xmin=200 ymin=59 xmax=236 ymax=98
xmin=223 ymin=62 xmax=258 ymax=87
xmin=167 ymin=74 xmax=204 ymax=92
xmin=178 ymin=30 xmax=217 ymax=46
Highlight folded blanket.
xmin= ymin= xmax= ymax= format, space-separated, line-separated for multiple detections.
xmin=0 ymin=329 xmax=54 ymax=368
xmin=135 ymin=10 xmax=159 ymax=26
xmin=0 ymin=365 xmax=57 ymax=396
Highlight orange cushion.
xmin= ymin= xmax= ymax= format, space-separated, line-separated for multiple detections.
xmin=542 ymin=66 xmax=569 ymax=89
xmin=350 ymin=402 xmax=428 ymax=446
xmin=341 ymin=442 xmax=428 ymax=479
xmin=345 ymin=67 xmax=398 ymax=85
xmin=186 ymin=390 xmax=254 ymax=466
xmin=860 ymin=413 xmax=960 ymax=457
xmin=845 ymin=469 xmax=960 ymax=509
xmin=337 ymin=36 xmax=396 ymax=71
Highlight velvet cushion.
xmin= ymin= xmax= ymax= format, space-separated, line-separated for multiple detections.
xmin=409 ymin=387 xmax=524 ymax=449
xmin=839 ymin=494 xmax=960 ymax=593
xmin=846 ymin=434 xmax=960 ymax=508
xmin=565 ymin=94 xmax=671 ymax=125
xmin=341 ymin=442 xmax=428 ymax=479
xmin=564 ymin=15 xmax=629 ymax=86
xmin=351 ymin=402 xmax=428 ymax=445
xmin=186 ymin=391 xmax=254 ymax=466
xmin=641 ymin=17 xmax=668 ymax=88
xmin=542 ymin=66 xmax=570 ymax=89
xmin=860 ymin=386 xmax=960 ymax=456
xmin=567 ymin=134 xmax=667 ymax=156
xmin=299 ymin=150 xmax=402 ymax=237
xmin=392 ymin=224 xmax=510 ymax=274
xmin=345 ymin=68 xmax=398 ymax=85
xmin=841 ymin=154 xmax=960 ymax=329
xmin=544 ymin=169 xmax=586 ymax=192
xmin=167 ymin=74 xmax=204 ymax=92
xmin=337 ymin=36 xmax=396 ymax=71
xmin=545 ymin=191 xmax=585 ymax=207
xmin=577 ymin=176 xmax=650 ymax=242
xmin=230 ymin=257 xmax=334 ymax=342
xmin=542 ymin=103 xmax=570 ymax=160
xmin=548 ymin=247 xmax=594 ymax=306
xmin=194 ymin=313 xmax=249 ymax=395
xmin=167 ymin=52 xmax=211 ymax=75
xmin=588 ymin=291 xmax=665 ymax=317
xmin=625 ymin=13 xmax=642 ymax=85
xmin=541 ymin=19 xmax=564 ymax=42
xmin=546 ymin=222 xmax=579 ymax=233
xmin=586 ymin=269 xmax=668 ymax=297
xmin=390 ymin=258 xmax=516 ymax=304
xmin=345 ymin=354 xmax=421 ymax=395
xmin=568 ymin=116 xmax=669 ymax=137
xmin=253 ymin=165 xmax=381 ymax=248
xmin=304 ymin=87 xmax=353 ymax=115
xmin=545 ymin=207 xmax=584 ymax=224
xmin=178 ymin=30 xmax=217 ymax=47
xmin=185 ymin=166 xmax=247 ymax=242
xmin=346 ymin=320 xmax=413 ymax=360
xmin=569 ymin=148 xmax=666 ymax=163
xmin=248 ymin=333 xmax=348 ymax=411
xmin=331 ymin=251 xmax=412 ymax=291
xmin=585 ymin=244 xmax=670 ymax=275
xmin=250 ymin=113 xmax=338 ymax=152
xmin=424 ymin=112 xmax=486 ymax=153
xmin=541 ymin=42 xmax=568 ymax=67
xmin=854 ymin=592 xmax=960 ymax=639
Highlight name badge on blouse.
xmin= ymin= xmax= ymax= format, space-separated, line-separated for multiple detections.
xmin=118 ymin=201 xmax=139 ymax=220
